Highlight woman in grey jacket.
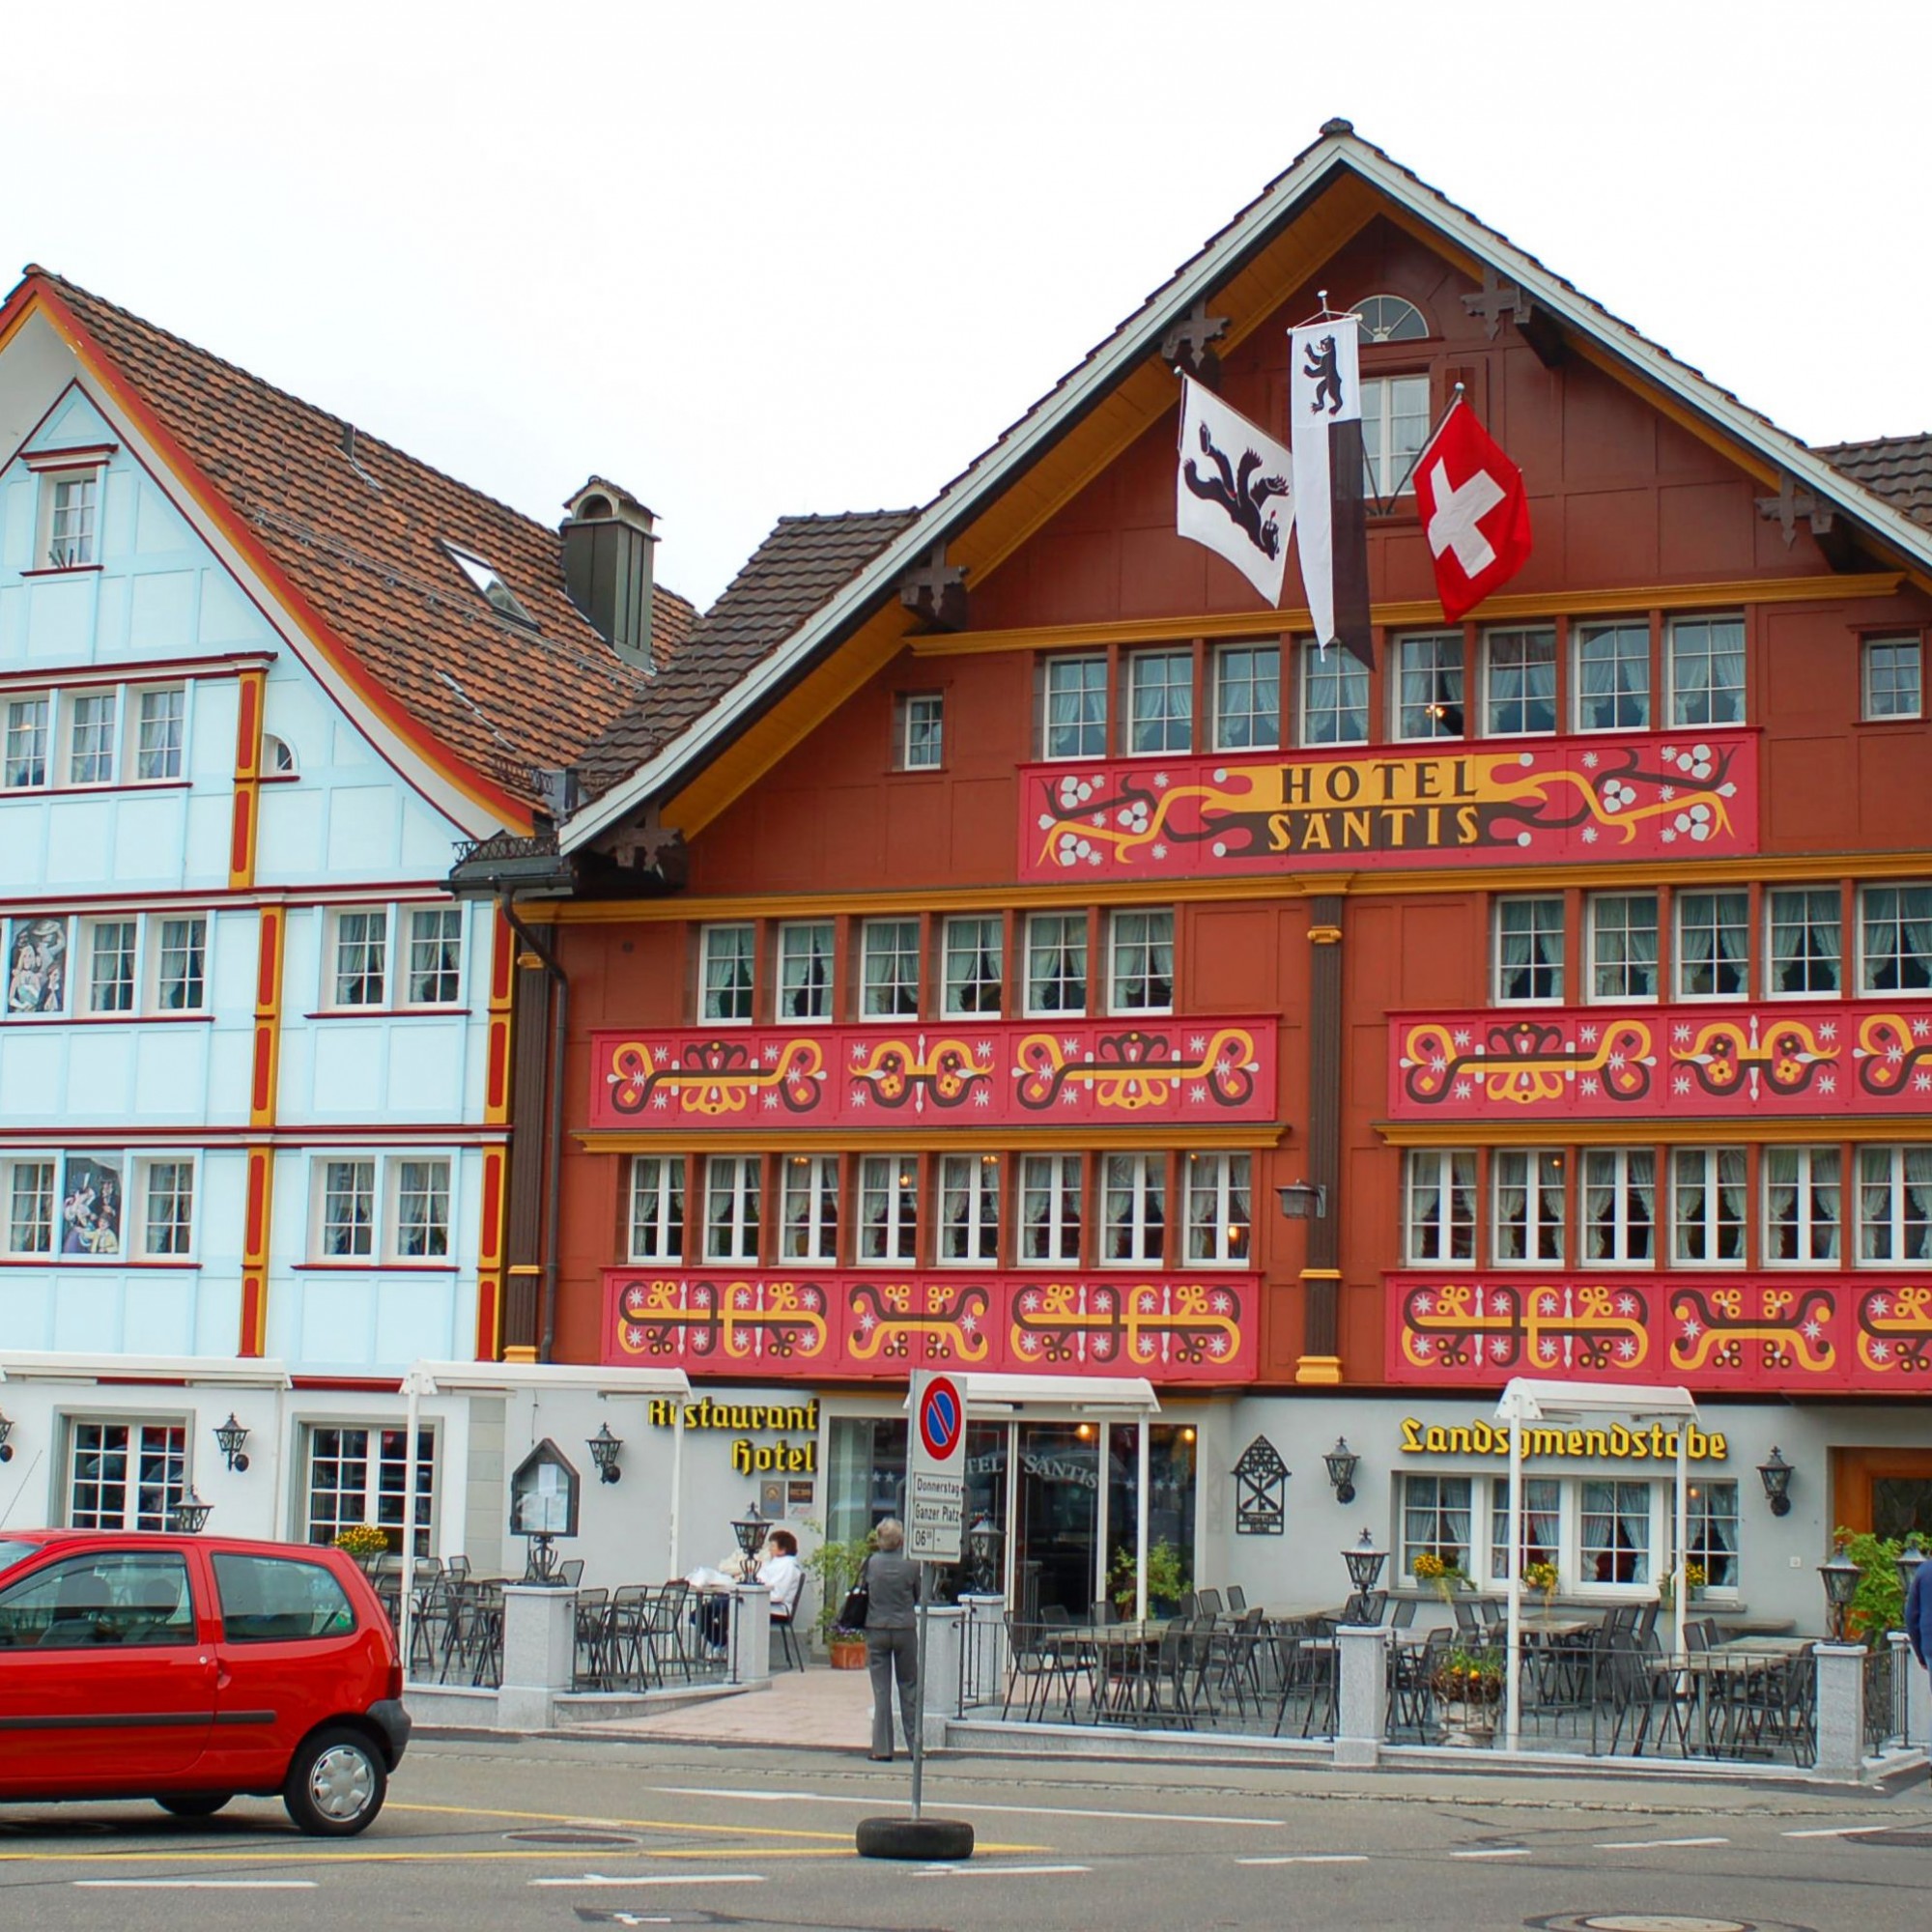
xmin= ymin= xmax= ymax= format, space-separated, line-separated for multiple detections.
xmin=862 ymin=1519 xmax=921 ymax=1761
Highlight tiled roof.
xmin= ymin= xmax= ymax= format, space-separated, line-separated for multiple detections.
xmin=576 ymin=508 xmax=917 ymax=798
xmin=1817 ymin=436 xmax=1932 ymax=530
xmin=15 ymin=269 xmax=695 ymax=814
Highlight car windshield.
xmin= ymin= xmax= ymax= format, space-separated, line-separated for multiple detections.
xmin=0 ymin=1541 xmax=40 ymax=1577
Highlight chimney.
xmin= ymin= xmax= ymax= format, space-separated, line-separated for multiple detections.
xmin=561 ymin=478 xmax=657 ymax=670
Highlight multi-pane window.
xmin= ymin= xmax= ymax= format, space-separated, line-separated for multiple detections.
xmin=1857 ymin=1146 xmax=1932 ymax=1264
xmin=779 ymin=1153 xmax=838 ymax=1264
xmin=1361 ymin=373 xmax=1430 ymax=499
xmin=1212 ymin=644 xmax=1279 ymax=751
xmin=156 ymin=917 xmax=207 ymax=1011
xmin=4 ymin=697 xmax=48 ymax=788
xmin=405 ymin=907 xmax=463 ymax=1006
xmin=1024 ymin=912 xmax=1087 ymax=1015
xmin=331 ymin=911 xmax=387 ymax=1007
xmin=1484 ymin=627 xmax=1556 ymax=735
xmin=1300 ymin=644 xmax=1369 ymax=745
xmin=1862 ymin=636 xmax=1922 ymax=720
xmin=1018 ymin=1152 xmax=1083 ymax=1264
xmin=1401 ymin=1473 xmax=1472 ymax=1577
xmin=1671 ymin=1147 xmax=1746 ymax=1264
xmin=937 ymin=1153 xmax=1001 ymax=1264
xmin=1108 ymin=909 xmax=1174 ymax=1013
xmin=1674 ymin=891 xmax=1747 ymax=998
xmin=1582 ymin=1148 xmax=1655 ymax=1264
xmin=1183 ymin=1151 xmax=1250 ymax=1264
xmin=1101 ymin=1152 xmax=1166 ymax=1265
xmin=1860 ymin=884 xmax=1932 ymax=992
xmin=1393 ymin=633 xmax=1464 ymax=740
xmin=1405 ymin=1149 xmax=1475 ymax=1264
xmin=68 ymin=692 xmax=116 ymax=784
xmin=1488 ymin=1476 xmax=1561 ymax=1583
xmin=942 ymin=916 xmax=1003 ymax=1018
xmin=1580 ymin=1479 xmax=1652 ymax=1585
xmin=304 ymin=1426 xmax=434 ymax=1555
xmin=628 ymin=1155 xmax=686 ymax=1263
xmin=4 ymin=1159 xmax=55 ymax=1256
xmin=1124 ymin=650 xmax=1192 ymax=754
xmin=861 ymin=918 xmax=920 ymax=1017
xmin=777 ymin=922 xmax=834 ymax=1021
xmin=46 ymin=473 xmax=99 ymax=567
xmin=858 ymin=1153 xmax=919 ymax=1263
xmin=86 ymin=920 xmax=138 ymax=1014
xmin=69 ymin=1422 xmax=185 ymax=1533
xmin=699 ymin=923 xmax=755 ymax=1023
xmin=1764 ymin=1146 xmax=1839 ymax=1264
xmin=135 ymin=688 xmax=185 ymax=781
xmin=1588 ymin=893 xmax=1659 ymax=1001
xmin=1767 ymin=887 xmax=1840 ymax=996
xmin=138 ymin=1159 xmax=195 ymax=1258
xmin=703 ymin=1154 xmax=762 ymax=1263
xmin=1682 ymin=1480 xmax=1741 ymax=1591
xmin=896 ymin=692 xmax=944 ymax=770
xmin=321 ymin=1159 xmax=376 ymax=1258
xmin=1668 ymin=616 xmax=1745 ymax=727
xmin=1494 ymin=895 xmax=1564 ymax=1003
xmin=1042 ymin=655 xmax=1107 ymax=759
xmin=393 ymin=1158 xmax=451 ymax=1260
xmin=1575 ymin=621 xmax=1650 ymax=731
xmin=1492 ymin=1150 xmax=1566 ymax=1264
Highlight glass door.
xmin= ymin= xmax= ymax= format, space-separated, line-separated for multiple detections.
xmin=1014 ymin=1422 xmax=1100 ymax=1622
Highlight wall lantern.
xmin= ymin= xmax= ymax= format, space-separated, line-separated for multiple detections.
xmin=1756 ymin=1445 xmax=1794 ymax=1517
xmin=1819 ymin=1544 xmax=1862 ymax=1642
xmin=0 ymin=1408 xmax=13 ymax=1463
xmin=1323 ymin=1437 xmax=1360 ymax=1506
xmin=1896 ymin=1539 xmax=1926 ymax=1603
xmin=730 ymin=1501 xmax=767 ymax=1561
xmin=213 ymin=1412 xmax=251 ymax=1474
xmin=1275 ymin=1180 xmax=1327 ymax=1220
xmin=586 ymin=1421 xmax=624 ymax=1485
xmin=168 ymin=1488 xmax=213 ymax=1535
xmin=966 ymin=1513 xmax=1006 ymax=1594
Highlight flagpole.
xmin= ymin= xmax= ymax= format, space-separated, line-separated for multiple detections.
xmin=1382 ymin=383 xmax=1466 ymax=511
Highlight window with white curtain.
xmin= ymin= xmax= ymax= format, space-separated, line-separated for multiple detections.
xmin=1483 ymin=627 xmax=1556 ymax=735
xmin=937 ymin=1153 xmax=1001 ymax=1264
xmin=1101 ymin=1152 xmax=1166 ymax=1265
xmin=1018 ymin=1153 xmax=1083 ymax=1264
xmin=703 ymin=1154 xmax=761 ymax=1263
xmin=1488 ymin=1477 xmax=1562 ymax=1583
xmin=1183 ymin=1152 xmax=1250 ymax=1264
xmin=1300 ymin=643 xmax=1369 ymax=745
xmin=1857 ymin=1145 xmax=1932 ymax=1263
xmin=1492 ymin=1149 xmax=1566 ymax=1264
xmin=860 ymin=919 xmax=921 ymax=1017
xmin=1212 ymin=644 xmax=1279 ymax=751
xmin=1862 ymin=637 xmax=1922 ymax=720
xmin=1124 ymin=649 xmax=1192 ymax=754
xmin=1581 ymin=1479 xmax=1652 ymax=1584
xmin=1393 ymin=633 xmax=1464 ymax=740
xmin=777 ymin=922 xmax=834 ymax=1021
xmin=1108 ymin=909 xmax=1174 ymax=1013
xmin=1401 ymin=1473 xmax=1472 ymax=1577
xmin=1763 ymin=1145 xmax=1839 ymax=1264
xmin=1405 ymin=1149 xmax=1476 ymax=1264
xmin=1667 ymin=616 xmax=1745 ymax=727
xmin=1671 ymin=1147 xmax=1746 ymax=1264
xmin=1041 ymin=655 xmax=1107 ymax=759
xmin=1361 ymin=373 xmax=1431 ymax=499
xmin=1860 ymin=884 xmax=1932 ymax=992
xmin=1588 ymin=893 xmax=1658 ymax=1001
xmin=628 ymin=1156 xmax=685 ymax=1263
xmin=1494 ymin=895 xmax=1564 ymax=1003
xmin=941 ymin=916 xmax=1003 ymax=1017
xmin=1575 ymin=621 xmax=1650 ymax=731
xmin=1582 ymin=1148 xmax=1655 ymax=1264
xmin=1766 ymin=887 xmax=1840 ymax=996
xmin=1674 ymin=891 xmax=1747 ymax=998
xmin=1682 ymin=1479 xmax=1740 ymax=1590
xmin=699 ymin=923 xmax=755 ymax=1023
xmin=858 ymin=1153 xmax=919 ymax=1263
xmin=779 ymin=1153 xmax=838 ymax=1264
xmin=1024 ymin=912 xmax=1087 ymax=1015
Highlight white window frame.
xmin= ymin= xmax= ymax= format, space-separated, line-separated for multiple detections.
xmin=1574 ymin=620 xmax=1651 ymax=732
xmin=1107 ymin=908 xmax=1174 ymax=1015
xmin=1762 ymin=1144 xmax=1840 ymax=1266
xmin=66 ymin=687 xmax=119 ymax=785
xmin=1040 ymin=654 xmax=1107 ymax=760
xmin=1765 ymin=886 xmax=1841 ymax=998
xmin=778 ymin=1153 xmax=838 ymax=1264
xmin=1211 ymin=643 xmax=1280 ymax=752
xmin=1299 ymin=641 xmax=1369 ymax=746
xmin=1587 ymin=892 xmax=1659 ymax=1003
xmin=1666 ymin=615 xmax=1746 ymax=728
xmin=1670 ymin=1146 xmax=1747 ymax=1266
xmin=133 ymin=685 xmax=185 ymax=781
xmin=1101 ymin=1151 xmax=1166 ymax=1266
xmin=1862 ymin=635 xmax=1923 ymax=721
xmin=698 ymin=922 xmax=755 ymax=1025
xmin=2 ymin=1155 xmax=57 ymax=1257
xmin=1123 ymin=648 xmax=1192 ymax=755
xmin=1361 ymin=372 xmax=1430 ymax=500
xmin=895 ymin=691 xmax=944 ymax=770
xmin=1023 ymin=912 xmax=1087 ymax=1017
xmin=152 ymin=914 xmax=209 ymax=1012
xmin=300 ymin=1424 xmax=435 ymax=1555
xmin=1492 ymin=1149 xmax=1566 ymax=1266
xmin=937 ymin=1152 xmax=1002 ymax=1264
xmin=326 ymin=908 xmax=389 ymax=1009
xmin=776 ymin=921 xmax=834 ymax=1022
xmin=858 ymin=1153 xmax=919 ymax=1264
xmin=1859 ymin=883 xmax=1932 ymax=994
xmin=318 ymin=1156 xmax=379 ymax=1262
xmin=403 ymin=906 xmax=464 ymax=1008
xmin=1580 ymin=1147 xmax=1656 ymax=1266
xmin=1017 ymin=1152 xmax=1083 ymax=1264
xmin=309 ymin=1152 xmax=455 ymax=1264
xmin=1183 ymin=1151 xmax=1251 ymax=1264
xmin=627 ymin=1154 xmax=686 ymax=1263
xmin=1856 ymin=1144 xmax=1932 ymax=1264
xmin=131 ymin=1153 xmax=197 ymax=1260
xmin=1494 ymin=895 xmax=1565 ymax=1005
xmin=81 ymin=915 xmax=139 ymax=1015
xmin=37 ymin=467 xmax=102 ymax=570
xmin=703 ymin=1153 xmax=762 ymax=1264
xmin=1482 ymin=626 xmax=1557 ymax=737
xmin=3 ymin=692 xmax=50 ymax=789
xmin=941 ymin=916 xmax=1004 ymax=1019
xmin=1404 ymin=1149 xmax=1475 ymax=1264
xmin=67 ymin=1419 xmax=187 ymax=1532
xmin=1673 ymin=890 xmax=1748 ymax=1000
xmin=1391 ymin=632 xmax=1464 ymax=742
xmin=390 ymin=1157 xmax=452 ymax=1261
xmin=860 ymin=918 xmax=921 ymax=1019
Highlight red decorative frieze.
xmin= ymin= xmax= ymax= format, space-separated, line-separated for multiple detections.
xmin=1017 ymin=727 xmax=1755 ymax=882
xmin=1387 ymin=1270 xmax=1932 ymax=1394
xmin=587 ymin=1017 xmax=1276 ymax=1131
xmin=602 ymin=1267 xmax=1259 ymax=1383
xmin=1391 ymin=1002 xmax=1932 ymax=1120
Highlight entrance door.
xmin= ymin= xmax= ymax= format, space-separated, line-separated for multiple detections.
xmin=1013 ymin=1423 xmax=1099 ymax=1622
xmin=1833 ymin=1448 xmax=1932 ymax=1540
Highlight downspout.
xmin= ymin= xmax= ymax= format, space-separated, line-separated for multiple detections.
xmin=498 ymin=898 xmax=568 ymax=1364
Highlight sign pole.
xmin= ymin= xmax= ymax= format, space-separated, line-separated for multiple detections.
xmin=910 ymin=1557 xmax=930 ymax=1821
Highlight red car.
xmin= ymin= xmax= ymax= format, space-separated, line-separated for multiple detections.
xmin=0 ymin=1528 xmax=410 ymax=1834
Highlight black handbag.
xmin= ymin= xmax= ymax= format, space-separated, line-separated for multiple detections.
xmin=837 ymin=1557 xmax=870 ymax=1632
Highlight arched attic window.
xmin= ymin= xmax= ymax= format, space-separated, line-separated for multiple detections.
xmin=1357 ymin=294 xmax=1429 ymax=343
xmin=263 ymin=732 xmax=296 ymax=776
xmin=1353 ymin=295 xmax=1433 ymax=501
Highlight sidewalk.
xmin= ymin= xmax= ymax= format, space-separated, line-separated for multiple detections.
xmin=568 ymin=1660 xmax=877 ymax=1749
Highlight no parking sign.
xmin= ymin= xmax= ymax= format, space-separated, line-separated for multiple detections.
xmin=906 ymin=1372 xmax=967 ymax=1562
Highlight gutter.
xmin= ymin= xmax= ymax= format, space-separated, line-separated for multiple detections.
xmin=497 ymin=899 xmax=568 ymax=1364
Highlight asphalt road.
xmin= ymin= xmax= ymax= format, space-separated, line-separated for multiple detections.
xmin=0 ymin=1733 xmax=1927 ymax=1932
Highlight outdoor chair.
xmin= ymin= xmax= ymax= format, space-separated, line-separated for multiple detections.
xmin=769 ymin=1574 xmax=805 ymax=1671
xmin=1452 ymin=1594 xmax=1483 ymax=1634
xmin=1194 ymin=1587 xmax=1224 ymax=1619
xmin=1389 ymin=1596 xmax=1418 ymax=1629
xmin=1224 ymin=1585 xmax=1247 ymax=1614
xmin=556 ymin=1558 xmax=584 ymax=1588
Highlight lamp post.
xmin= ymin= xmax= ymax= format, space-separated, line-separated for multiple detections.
xmin=965 ymin=1513 xmax=1005 ymax=1595
xmin=587 ymin=1421 xmax=624 ymax=1485
xmin=1819 ymin=1545 xmax=1862 ymax=1643
xmin=0 ymin=1408 xmax=13 ymax=1463
xmin=1757 ymin=1445 xmax=1794 ymax=1518
xmin=213 ymin=1412 xmax=250 ymax=1474
xmin=1323 ymin=1436 xmax=1360 ymax=1506
xmin=1896 ymin=1540 xmax=1926 ymax=1605
xmin=1341 ymin=1527 xmax=1387 ymax=1624
xmin=730 ymin=1502 xmax=767 ymax=1565
xmin=168 ymin=1487 xmax=213 ymax=1535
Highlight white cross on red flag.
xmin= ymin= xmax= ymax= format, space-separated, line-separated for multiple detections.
xmin=1413 ymin=399 xmax=1532 ymax=622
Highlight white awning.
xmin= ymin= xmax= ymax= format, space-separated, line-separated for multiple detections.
xmin=1495 ymin=1377 xmax=1698 ymax=1425
xmin=0 ymin=1351 xmax=293 ymax=1388
xmin=399 ymin=1359 xmax=692 ymax=1398
xmin=900 ymin=1373 xmax=1160 ymax=1416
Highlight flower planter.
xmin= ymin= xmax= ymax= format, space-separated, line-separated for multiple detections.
xmin=1436 ymin=1696 xmax=1499 ymax=1747
xmin=829 ymin=1636 xmax=868 ymax=1670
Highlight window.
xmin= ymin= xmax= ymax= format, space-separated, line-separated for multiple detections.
xmin=405 ymin=907 xmax=463 ymax=1006
xmin=1582 ymin=1149 xmax=1655 ymax=1264
xmin=1857 ymin=1145 xmax=1932 ymax=1264
xmin=1184 ymin=1151 xmax=1250 ymax=1264
xmin=1124 ymin=650 xmax=1192 ymax=754
xmin=303 ymin=1425 xmax=434 ymax=1555
xmin=134 ymin=687 xmax=185 ymax=781
xmin=84 ymin=919 xmax=138 ymax=1014
xmin=1575 ymin=621 xmax=1650 ymax=731
xmin=43 ymin=470 xmax=99 ymax=568
xmin=4 ymin=1158 xmax=54 ymax=1256
xmin=1212 ymin=644 xmax=1279 ymax=751
xmin=330 ymin=911 xmax=387 ymax=1008
xmin=68 ymin=1422 xmax=185 ymax=1532
xmin=1108 ymin=909 xmax=1174 ymax=1013
xmin=311 ymin=1153 xmax=460 ymax=1265
xmin=1362 ymin=373 xmax=1430 ymax=499
xmin=703 ymin=1154 xmax=762 ymax=1264
xmin=4 ymin=696 xmax=47 ymax=787
xmin=68 ymin=691 xmax=116 ymax=784
xmin=1102 ymin=1152 xmax=1166 ymax=1264
xmin=777 ymin=922 xmax=834 ymax=1021
xmin=1405 ymin=1149 xmax=1475 ymax=1264
xmin=392 ymin=1158 xmax=451 ymax=1259
xmin=1671 ymin=1147 xmax=1746 ymax=1264
xmin=5 ymin=916 xmax=68 ymax=1016
xmin=628 ymin=1155 xmax=686 ymax=1262
xmin=1767 ymin=887 xmax=1839 ymax=996
xmin=699 ymin=923 xmax=754 ymax=1024
xmin=858 ymin=1153 xmax=919 ymax=1263
xmin=1300 ymin=643 xmax=1369 ymax=745
xmin=1668 ymin=616 xmax=1745 ymax=727
xmin=1483 ymin=627 xmax=1556 ymax=736
xmin=1588 ymin=893 xmax=1658 ymax=1001
xmin=938 ymin=1153 xmax=1001 ymax=1264
xmin=895 ymin=692 xmax=944 ymax=770
xmin=1580 ymin=1479 xmax=1651 ymax=1585
xmin=1393 ymin=632 xmax=1463 ymax=740
xmin=1863 ymin=636 xmax=1922 ymax=720
xmin=779 ymin=1153 xmax=838 ymax=1264
xmin=264 ymin=732 xmax=297 ymax=776
xmin=1488 ymin=1477 xmax=1561 ymax=1584
xmin=1024 ymin=912 xmax=1087 ymax=1015
xmin=0 ymin=1548 xmax=193 ymax=1647
xmin=1494 ymin=895 xmax=1564 ymax=1003
xmin=1860 ymin=884 xmax=1932 ymax=993
xmin=1401 ymin=1473 xmax=1472 ymax=1577
xmin=136 ymin=1158 xmax=195 ymax=1258
xmin=1358 ymin=294 xmax=1428 ymax=344
xmin=860 ymin=918 xmax=920 ymax=1017
xmin=1042 ymin=655 xmax=1107 ymax=759
xmin=1492 ymin=1149 xmax=1565 ymax=1264
xmin=942 ymin=917 xmax=1003 ymax=1018
xmin=155 ymin=916 xmax=207 ymax=1011
xmin=1019 ymin=1153 xmax=1083 ymax=1264
xmin=1674 ymin=891 xmax=1747 ymax=999
xmin=1682 ymin=1480 xmax=1740 ymax=1591
xmin=213 ymin=1552 xmax=355 ymax=1643
xmin=441 ymin=542 xmax=534 ymax=626
xmin=1763 ymin=1145 xmax=1839 ymax=1264
xmin=320 ymin=1159 xmax=375 ymax=1258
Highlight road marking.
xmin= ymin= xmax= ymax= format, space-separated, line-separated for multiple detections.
xmin=75 ymin=1880 xmax=320 ymax=1890
xmin=528 ymin=1874 xmax=766 ymax=1889
xmin=1237 ymin=1854 xmax=1370 ymax=1866
xmin=655 ymin=1786 xmax=1280 ymax=1828
xmin=393 ymin=1801 xmax=849 ymax=1843
xmin=1781 ymin=1824 xmax=1893 ymax=1839
xmin=1595 ymin=1836 xmax=1730 ymax=1851
xmin=1451 ymin=1847 xmax=1532 ymax=1859
xmin=914 ymin=1862 xmax=1091 ymax=1878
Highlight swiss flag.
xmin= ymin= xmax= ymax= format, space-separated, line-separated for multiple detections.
xmin=1413 ymin=400 xmax=1532 ymax=622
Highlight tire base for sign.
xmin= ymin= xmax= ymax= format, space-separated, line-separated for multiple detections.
xmin=855 ymin=1814 xmax=976 ymax=1861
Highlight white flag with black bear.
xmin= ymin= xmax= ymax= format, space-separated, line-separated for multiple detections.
xmin=1175 ymin=376 xmax=1294 ymax=605
xmin=1290 ymin=312 xmax=1374 ymax=669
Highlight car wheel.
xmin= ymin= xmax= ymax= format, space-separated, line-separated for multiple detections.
xmin=282 ymin=1727 xmax=386 ymax=1836
xmin=156 ymin=1794 xmax=232 ymax=1819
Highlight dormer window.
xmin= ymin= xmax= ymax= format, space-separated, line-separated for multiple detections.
xmin=32 ymin=469 xmax=100 ymax=569
xmin=440 ymin=542 xmax=535 ymax=628
xmin=1357 ymin=294 xmax=1429 ymax=344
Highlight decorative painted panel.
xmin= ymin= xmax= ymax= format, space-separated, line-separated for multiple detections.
xmin=601 ymin=1267 xmax=1259 ymax=1383
xmin=1387 ymin=1269 xmax=1932 ymax=1394
xmin=586 ymin=1016 xmax=1277 ymax=1131
xmin=1391 ymin=1001 xmax=1932 ymax=1119
xmin=1017 ymin=728 xmax=1755 ymax=881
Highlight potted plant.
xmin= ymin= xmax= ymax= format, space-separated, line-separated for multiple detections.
xmin=1521 ymin=1559 xmax=1559 ymax=1612
xmin=1413 ymin=1549 xmax=1468 ymax=1603
xmin=806 ymin=1526 xmax=876 ymax=1668
xmin=1106 ymin=1539 xmax=1188 ymax=1619
xmin=1429 ymin=1645 xmax=1503 ymax=1747
xmin=332 ymin=1522 xmax=391 ymax=1569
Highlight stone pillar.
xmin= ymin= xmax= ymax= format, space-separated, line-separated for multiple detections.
xmin=1905 ymin=1635 xmax=1931 ymax=1749
xmin=1334 ymin=1623 xmax=1388 ymax=1770
xmin=1887 ymin=1633 xmax=1916 ymax=1748
xmin=1812 ymin=1641 xmax=1865 ymax=1781
xmin=920 ymin=1605 xmax=966 ymax=1745
xmin=731 ymin=1584 xmax=772 ymax=1687
xmin=499 ymin=1585 xmax=577 ymax=1732
xmin=959 ymin=1595 xmax=1008 ymax=1710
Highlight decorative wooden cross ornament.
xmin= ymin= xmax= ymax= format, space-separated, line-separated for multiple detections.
xmin=1160 ymin=298 xmax=1230 ymax=388
xmin=1461 ymin=267 xmax=1565 ymax=367
xmin=898 ymin=541 xmax=968 ymax=632
xmin=1755 ymin=472 xmax=1858 ymax=570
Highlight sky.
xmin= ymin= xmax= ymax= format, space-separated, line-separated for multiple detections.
xmin=7 ymin=1 xmax=1930 ymax=612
